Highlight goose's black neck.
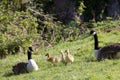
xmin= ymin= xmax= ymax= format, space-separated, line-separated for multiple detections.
xmin=28 ymin=50 xmax=32 ymax=60
xmin=94 ymin=34 xmax=99 ymax=50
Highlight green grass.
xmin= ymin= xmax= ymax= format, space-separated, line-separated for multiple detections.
xmin=0 ymin=29 xmax=120 ymax=80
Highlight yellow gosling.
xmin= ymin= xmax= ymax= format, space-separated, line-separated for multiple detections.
xmin=65 ymin=49 xmax=74 ymax=65
xmin=45 ymin=53 xmax=61 ymax=66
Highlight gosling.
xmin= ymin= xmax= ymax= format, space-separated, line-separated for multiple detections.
xmin=60 ymin=50 xmax=67 ymax=64
xmin=65 ymin=49 xmax=74 ymax=65
xmin=45 ymin=53 xmax=61 ymax=66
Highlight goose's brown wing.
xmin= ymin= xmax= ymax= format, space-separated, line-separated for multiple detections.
xmin=97 ymin=43 xmax=120 ymax=61
xmin=12 ymin=62 xmax=28 ymax=74
xmin=100 ymin=43 xmax=120 ymax=53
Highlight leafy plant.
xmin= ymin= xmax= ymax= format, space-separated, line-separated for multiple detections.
xmin=0 ymin=4 xmax=38 ymax=58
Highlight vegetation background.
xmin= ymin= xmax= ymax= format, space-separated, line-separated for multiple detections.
xmin=0 ymin=0 xmax=120 ymax=80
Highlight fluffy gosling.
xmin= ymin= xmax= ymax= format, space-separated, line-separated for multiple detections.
xmin=60 ymin=50 xmax=67 ymax=64
xmin=65 ymin=49 xmax=74 ymax=65
xmin=45 ymin=53 xmax=61 ymax=66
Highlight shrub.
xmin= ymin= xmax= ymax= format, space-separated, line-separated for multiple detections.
xmin=37 ymin=15 xmax=81 ymax=48
xmin=0 ymin=4 xmax=38 ymax=58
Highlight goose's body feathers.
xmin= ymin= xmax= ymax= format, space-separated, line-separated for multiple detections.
xmin=12 ymin=62 xmax=28 ymax=74
xmin=97 ymin=43 xmax=120 ymax=61
xmin=27 ymin=59 xmax=38 ymax=72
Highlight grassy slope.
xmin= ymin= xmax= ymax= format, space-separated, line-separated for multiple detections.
xmin=0 ymin=30 xmax=120 ymax=80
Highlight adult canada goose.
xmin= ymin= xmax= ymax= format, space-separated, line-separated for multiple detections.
xmin=90 ymin=30 xmax=120 ymax=61
xmin=12 ymin=47 xmax=38 ymax=74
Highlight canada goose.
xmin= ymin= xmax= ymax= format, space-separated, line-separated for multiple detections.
xmin=12 ymin=47 xmax=38 ymax=74
xmin=45 ymin=53 xmax=61 ymax=66
xmin=90 ymin=30 xmax=120 ymax=61
xmin=65 ymin=49 xmax=74 ymax=65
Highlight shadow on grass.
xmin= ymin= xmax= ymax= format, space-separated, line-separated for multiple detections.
xmin=3 ymin=71 xmax=28 ymax=77
xmin=85 ymin=58 xmax=98 ymax=62
xmin=86 ymin=60 xmax=97 ymax=62
xmin=3 ymin=71 xmax=27 ymax=77
xmin=3 ymin=72 xmax=14 ymax=77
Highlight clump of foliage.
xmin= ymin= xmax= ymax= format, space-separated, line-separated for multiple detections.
xmin=37 ymin=15 xmax=81 ymax=47
xmin=0 ymin=0 xmax=83 ymax=58
xmin=0 ymin=4 xmax=38 ymax=58
xmin=96 ymin=17 xmax=120 ymax=30
xmin=27 ymin=0 xmax=81 ymax=48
